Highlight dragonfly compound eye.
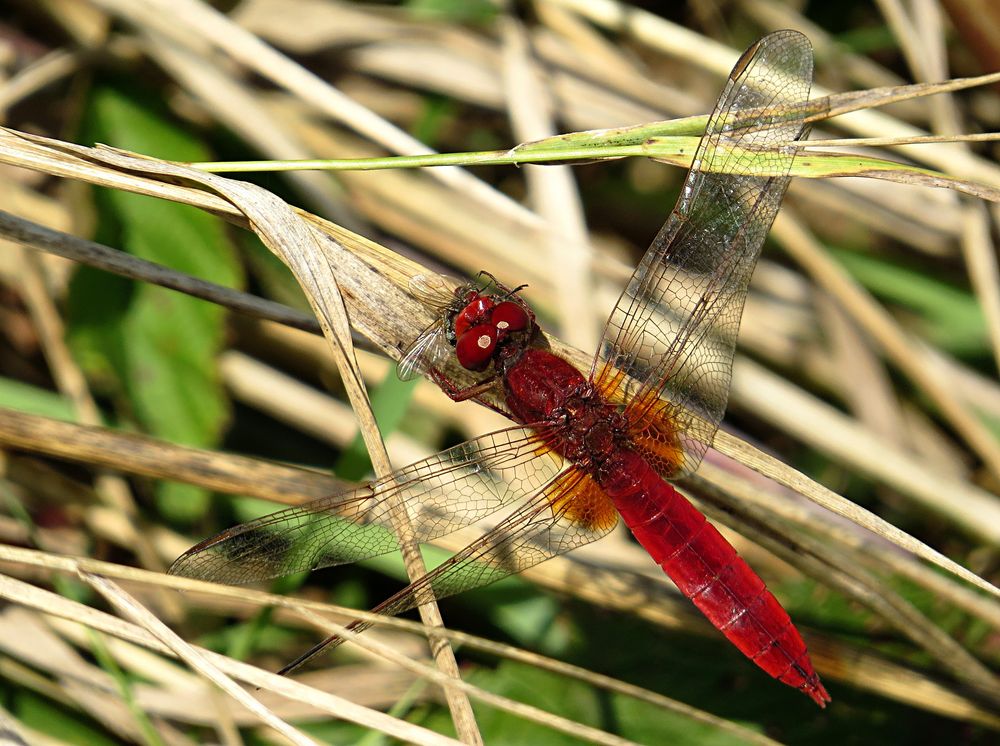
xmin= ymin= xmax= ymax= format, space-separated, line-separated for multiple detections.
xmin=454 ymin=296 xmax=496 ymax=339
xmin=455 ymin=323 xmax=497 ymax=371
xmin=490 ymin=301 xmax=530 ymax=336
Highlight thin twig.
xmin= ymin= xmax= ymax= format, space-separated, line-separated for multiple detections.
xmin=0 ymin=210 xmax=322 ymax=334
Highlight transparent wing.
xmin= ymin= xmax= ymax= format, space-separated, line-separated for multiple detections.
xmin=407 ymin=273 xmax=462 ymax=311
xmin=169 ymin=426 xmax=567 ymax=585
xmin=593 ymin=29 xmax=816 ymax=478
xmin=277 ymin=468 xmax=618 ymax=673
xmin=374 ymin=467 xmax=618 ymax=610
xmin=397 ymin=317 xmax=452 ymax=381
xmin=397 ymin=274 xmax=463 ymax=381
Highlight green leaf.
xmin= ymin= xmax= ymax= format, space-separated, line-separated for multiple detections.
xmin=490 ymin=593 xmax=566 ymax=651
xmin=0 ymin=377 xmax=75 ymax=420
xmin=335 ymin=370 xmax=419 ymax=481
xmin=412 ymin=95 xmax=457 ymax=146
xmin=12 ymin=690 xmax=118 ymax=745
xmin=831 ymin=248 xmax=988 ymax=356
xmin=69 ymin=85 xmax=242 ymax=523
xmin=834 ymin=26 xmax=898 ymax=55
xmin=406 ymin=0 xmax=498 ymax=24
xmin=614 ymin=694 xmax=759 ymax=746
xmin=468 ymin=661 xmax=602 ymax=745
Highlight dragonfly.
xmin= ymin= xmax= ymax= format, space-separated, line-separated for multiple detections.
xmin=170 ymin=29 xmax=830 ymax=706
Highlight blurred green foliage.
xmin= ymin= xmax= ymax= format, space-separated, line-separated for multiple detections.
xmin=834 ymin=247 xmax=989 ymax=358
xmin=0 ymin=378 xmax=75 ymax=421
xmin=406 ymin=0 xmax=499 ymax=24
xmin=67 ymin=84 xmax=242 ymax=523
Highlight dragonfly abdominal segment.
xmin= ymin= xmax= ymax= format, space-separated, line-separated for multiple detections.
xmin=602 ymin=451 xmax=830 ymax=706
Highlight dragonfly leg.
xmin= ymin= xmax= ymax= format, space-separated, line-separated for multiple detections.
xmin=428 ymin=368 xmax=512 ymax=417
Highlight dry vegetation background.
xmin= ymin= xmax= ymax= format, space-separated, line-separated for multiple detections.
xmin=1 ymin=0 xmax=1000 ymax=744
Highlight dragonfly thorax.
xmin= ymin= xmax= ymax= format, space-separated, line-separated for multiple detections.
xmin=555 ymin=388 xmax=628 ymax=466
xmin=502 ymin=351 xmax=627 ymax=467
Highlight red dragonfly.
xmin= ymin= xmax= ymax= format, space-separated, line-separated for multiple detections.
xmin=171 ymin=30 xmax=830 ymax=706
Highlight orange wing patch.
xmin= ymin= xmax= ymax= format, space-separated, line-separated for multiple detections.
xmin=593 ymin=360 xmax=629 ymax=407
xmin=544 ymin=467 xmax=619 ymax=532
xmin=627 ymin=392 xmax=686 ymax=481
xmin=594 ymin=361 xmax=686 ymax=482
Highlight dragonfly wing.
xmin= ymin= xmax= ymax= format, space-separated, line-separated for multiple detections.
xmin=398 ymin=274 xmax=464 ymax=381
xmin=278 ymin=468 xmax=618 ymax=672
xmin=593 ymin=29 xmax=815 ymax=478
xmin=362 ymin=468 xmax=616 ymax=618
xmin=397 ymin=317 xmax=451 ymax=381
xmin=407 ymin=273 xmax=463 ymax=310
xmin=169 ymin=425 xmax=567 ymax=585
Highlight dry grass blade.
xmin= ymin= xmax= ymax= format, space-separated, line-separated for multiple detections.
xmin=808 ymin=69 xmax=1000 ymax=129
xmin=715 ymin=397 xmax=1000 ymax=597
xmin=0 ymin=570 xmax=462 ymax=746
xmin=800 ymin=132 xmax=1000 ymax=147
xmin=855 ymin=167 xmax=1000 ymax=202
xmin=0 ymin=49 xmax=84 ymax=113
xmin=286 ymin=608 xmax=641 ymax=746
xmin=960 ymin=201 xmax=1000 ymax=374
xmin=80 ymin=572 xmax=320 ymax=746
xmin=0 ymin=407 xmax=344 ymax=505
xmin=0 ymin=708 xmax=31 ymax=746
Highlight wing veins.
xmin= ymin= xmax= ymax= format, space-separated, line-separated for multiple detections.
xmin=593 ymin=30 xmax=814 ymax=476
xmin=168 ymin=425 xmax=566 ymax=584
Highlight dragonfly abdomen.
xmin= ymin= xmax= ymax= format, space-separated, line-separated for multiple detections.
xmin=599 ymin=448 xmax=830 ymax=706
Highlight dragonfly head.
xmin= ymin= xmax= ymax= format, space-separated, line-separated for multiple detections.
xmin=450 ymin=279 xmax=536 ymax=373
